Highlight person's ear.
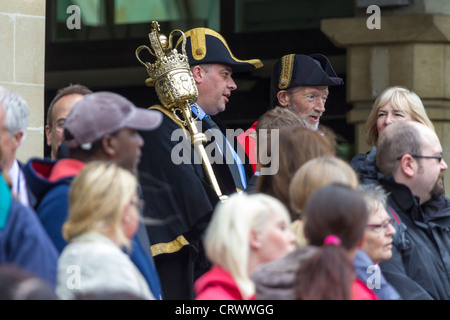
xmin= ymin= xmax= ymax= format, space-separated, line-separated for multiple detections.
xmin=249 ymin=230 xmax=262 ymax=249
xmin=399 ymin=154 xmax=415 ymax=177
xmin=45 ymin=125 xmax=52 ymax=147
xmin=277 ymin=90 xmax=290 ymax=107
xmin=191 ymin=65 xmax=204 ymax=85
xmin=13 ymin=130 xmax=24 ymax=148
xmin=101 ymin=135 xmax=117 ymax=157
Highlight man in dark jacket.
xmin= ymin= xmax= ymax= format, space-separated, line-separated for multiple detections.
xmin=375 ymin=120 xmax=450 ymax=299
xmin=137 ymin=27 xmax=262 ymax=299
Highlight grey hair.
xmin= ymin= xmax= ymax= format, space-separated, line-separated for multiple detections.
xmin=0 ymin=87 xmax=29 ymax=142
xmin=358 ymin=183 xmax=389 ymax=213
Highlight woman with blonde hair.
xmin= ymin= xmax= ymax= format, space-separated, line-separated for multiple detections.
xmin=351 ymin=85 xmax=434 ymax=183
xmin=365 ymin=85 xmax=433 ymax=147
xmin=194 ymin=192 xmax=296 ymax=300
xmin=56 ymin=161 xmax=154 ymax=300
xmin=289 ymin=156 xmax=359 ymax=246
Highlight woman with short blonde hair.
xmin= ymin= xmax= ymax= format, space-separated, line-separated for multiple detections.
xmin=351 ymin=85 xmax=435 ymax=185
xmin=289 ymin=156 xmax=359 ymax=246
xmin=195 ymin=193 xmax=296 ymax=300
xmin=365 ymin=85 xmax=434 ymax=146
xmin=63 ymin=161 xmax=137 ymax=250
xmin=57 ymin=161 xmax=153 ymax=300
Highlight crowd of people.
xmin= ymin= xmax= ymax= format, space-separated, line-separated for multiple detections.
xmin=0 ymin=25 xmax=449 ymax=301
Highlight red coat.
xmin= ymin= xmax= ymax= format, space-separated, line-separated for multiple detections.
xmin=194 ymin=266 xmax=255 ymax=300
xmin=237 ymin=121 xmax=257 ymax=173
xmin=352 ymin=278 xmax=380 ymax=300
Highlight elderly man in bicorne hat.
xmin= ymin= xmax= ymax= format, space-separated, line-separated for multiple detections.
xmin=238 ymin=53 xmax=344 ymax=171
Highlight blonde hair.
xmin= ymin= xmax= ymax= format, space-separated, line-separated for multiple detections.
xmin=365 ymin=86 xmax=434 ymax=146
xmin=204 ymin=192 xmax=290 ymax=299
xmin=289 ymin=157 xmax=359 ymax=215
xmin=63 ymin=161 xmax=138 ymax=250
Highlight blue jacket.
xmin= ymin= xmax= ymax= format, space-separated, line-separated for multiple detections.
xmin=24 ymin=157 xmax=163 ymax=299
xmin=0 ymin=174 xmax=58 ymax=288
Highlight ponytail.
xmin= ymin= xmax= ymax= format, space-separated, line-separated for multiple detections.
xmin=295 ymin=235 xmax=354 ymax=300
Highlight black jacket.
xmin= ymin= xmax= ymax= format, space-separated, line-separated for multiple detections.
xmin=351 ymin=146 xmax=450 ymax=299
xmin=379 ymin=174 xmax=450 ymax=300
xmin=137 ymin=106 xmax=252 ymax=299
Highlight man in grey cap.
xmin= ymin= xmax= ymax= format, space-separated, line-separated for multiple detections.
xmin=23 ymin=91 xmax=164 ymax=299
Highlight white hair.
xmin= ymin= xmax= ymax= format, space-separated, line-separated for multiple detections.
xmin=0 ymin=87 xmax=29 ymax=143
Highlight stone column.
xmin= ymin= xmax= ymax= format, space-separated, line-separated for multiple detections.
xmin=322 ymin=12 xmax=450 ymax=194
xmin=0 ymin=1 xmax=46 ymax=160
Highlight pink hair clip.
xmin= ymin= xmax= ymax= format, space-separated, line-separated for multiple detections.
xmin=323 ymin=235 xmax=341 ymax=246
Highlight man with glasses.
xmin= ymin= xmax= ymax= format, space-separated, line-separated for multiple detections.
xmin=45 ymin=84 xmax=92 ymax=159
xmin=238 ymin=53 xmax=343 ymax=171
xmin=375 ymin=120 xmax=450 ymax=299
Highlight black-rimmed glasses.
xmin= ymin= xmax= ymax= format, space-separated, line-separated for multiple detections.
xmin=396 ymin=154 xmax=443 ymax=162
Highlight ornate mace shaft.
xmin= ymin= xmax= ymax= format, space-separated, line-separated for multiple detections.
xmin=136 ymin=21 xmax=227 ymax=202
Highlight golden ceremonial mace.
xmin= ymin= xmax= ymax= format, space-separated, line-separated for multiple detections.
xmin=136 ymin=21 xmax=228 ymax=202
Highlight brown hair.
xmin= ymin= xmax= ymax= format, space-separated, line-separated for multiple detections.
xmin=47 ymin=84 xmax=92 ymax=128
xmin=376 ymin=120 xmax=422 ymax=176
xmin=256 ymin=125 xmax=335 ymax=219
xmin=295 ymin=184 xmax=368 ymax=300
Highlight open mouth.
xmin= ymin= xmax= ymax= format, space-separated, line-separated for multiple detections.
xmin=309 ymin=115 xmax=320 ymax=122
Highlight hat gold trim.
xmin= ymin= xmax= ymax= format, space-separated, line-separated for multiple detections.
xmin=279 ymin=54 xmax=295 ymax=89
xmin=178 ymin=27 xmax=263 ymax=68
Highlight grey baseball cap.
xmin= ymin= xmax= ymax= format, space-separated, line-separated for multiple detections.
xmin=64 ymin=91 xmax=162 ymax=150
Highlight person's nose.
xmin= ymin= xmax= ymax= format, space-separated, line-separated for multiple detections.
xmin=136 ymin=132 xmax=144 ymax=147
xmin=228 ymin=77 xmax=237 ymax=91
xmin=384 ymin=113 xmax=395 ymax=126
xmin=315 ymin=98 xmax=326 ymax=113
xmin=441 ymin=158 xmax=448 ymax=171
xmin=386 ymin=223 xmax=396 ymax=236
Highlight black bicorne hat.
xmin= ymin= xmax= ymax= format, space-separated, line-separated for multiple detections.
xmin=176 ymin=27 xmax=263 ymax=73
xmin=270 ymin=54 xmax=344 ymax=108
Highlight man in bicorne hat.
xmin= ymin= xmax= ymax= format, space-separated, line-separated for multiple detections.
xmin=137 ymin=27 xmax=263 ymax=299
xmin=238 ymin=54 xmax=344 ymax=171
xmin=269 ymin=53 xmax=343 ymax=130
